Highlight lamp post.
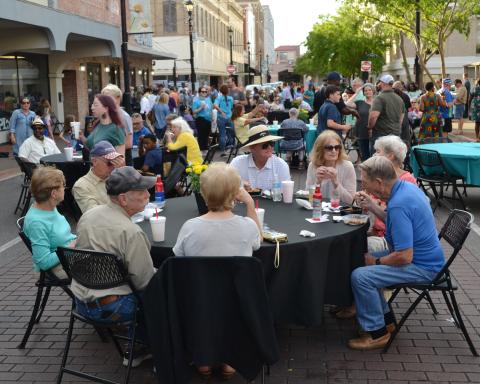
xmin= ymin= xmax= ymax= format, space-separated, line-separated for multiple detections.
xmin=228 ymin=27 xmax=233 ymax=65
xmin=414 ymin=0 xmax=421 ymax=86
xmin=120 ymin=0 xmax=132 ymax=113
xmin=184 ymin=0 xmax=196 ymax=92
xmin=266 ymin=54 xmax=271 ymax=83
xmin=247 ymin=41 xmax=251 ymax=85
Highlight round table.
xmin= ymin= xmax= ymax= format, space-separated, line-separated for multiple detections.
xmin=411 ymin=142 xmax=480 ymax=186
xmin=139 ymin=195 xmax=367 ymax=326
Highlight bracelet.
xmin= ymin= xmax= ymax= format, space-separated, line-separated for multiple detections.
xmin=375 ymin=257 xmax=382 ymax=265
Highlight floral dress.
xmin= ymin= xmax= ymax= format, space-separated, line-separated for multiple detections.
xmin=419 ymin=92 xmax=442 ymax=139
xmin=471 ymin=85 xmax=480 ymax=123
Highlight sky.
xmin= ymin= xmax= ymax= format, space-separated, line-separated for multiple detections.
xmin=261 ymin=0 xmax=340 ymax=48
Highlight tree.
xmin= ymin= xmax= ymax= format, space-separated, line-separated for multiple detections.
xmin=346 ymin=0 xmax=480 ymax=85
xmin=294 ymin=5 xmax=390 ymax=79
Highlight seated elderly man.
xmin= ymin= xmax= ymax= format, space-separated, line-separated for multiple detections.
xmin=72 ymin=141 xmax=124 ymax=213
xmin=18 ymin=116 xmax=60 ymax=163
xmin=279 ymin=108 xmax=309 ymax=166
xmin=349 ymin=156 xmax=444 ymax=350
xmin=231 ymin=125 xmax=290 ymax=191
xmin=72 ymin=166 xmax=156 ymax=366
xmin=132 ymin=113 xmax=152 ymax=146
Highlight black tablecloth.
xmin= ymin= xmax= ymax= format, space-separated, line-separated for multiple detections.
xmin=139 ymin=196 xmax=367 ymax=326
xmin=40 ymin=153 xmax=90 ymax=188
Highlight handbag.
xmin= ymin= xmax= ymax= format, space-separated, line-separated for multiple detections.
xmin=263 ymin=229 xmax=288 ymax=269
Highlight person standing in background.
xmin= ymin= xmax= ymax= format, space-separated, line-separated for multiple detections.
xmin=10 ymin=97 xmax=36 ymax=155
xmin=463 ymin=73 xmax=471 ymax=119
xmin=453 ymin=79 xmax=468 ymax=135
xmin=192 ymin=86 xmax=213 ymax=151
xmin=37 ymin=99 xmax=54 ymax=138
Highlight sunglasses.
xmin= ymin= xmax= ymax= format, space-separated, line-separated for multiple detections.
xmin=200 ymin=90 xmax=207 ymax=93
xmin=324 ymin=145 xmax=342 ymax=152
xmin=261 ymin=141 xmax=275 ymax=149
xmin=21 ymin=101 xmax=30 ymax=105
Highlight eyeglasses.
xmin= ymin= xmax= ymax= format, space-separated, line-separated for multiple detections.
xmin=261 ymin=141 xmax=275 ymax=149
xmin=200 ymin=90 xmax=207 ymax=93
xmin=21 ymin=101 xmax=30 ymax=105
xmin=324 ymin=145 xmax=342 ymax=152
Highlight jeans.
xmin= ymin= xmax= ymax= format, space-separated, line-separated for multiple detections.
xmin=217 ymin=115 xmax=231 ymax=151
xmin=351 ymin=261 xmax=438 ymax=332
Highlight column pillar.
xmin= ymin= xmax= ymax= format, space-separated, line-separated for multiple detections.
xmin=48 ymin=72 xmax=65 ymax=124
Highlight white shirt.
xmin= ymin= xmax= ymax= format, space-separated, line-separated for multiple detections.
xmin=230 ymin=154 xmax=291 ymax=191
xmin=18 ymin=136 xmax=61 ymax=164
xmin=148 ymin=94 xmax=158 ymax=110
xmin=140 ymin=95 xmax=151 ymax=114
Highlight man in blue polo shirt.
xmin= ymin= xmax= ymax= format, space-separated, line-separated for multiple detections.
xmin=437 ymin=78 xmax=454 ymax=138
xmin=349 ymin=156 xmax=444 ymax=350
xmin=317 ymin=85 xmax=352 ymax=137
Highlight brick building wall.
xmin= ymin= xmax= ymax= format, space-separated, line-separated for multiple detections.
xmin=56 ymin=0 xmax=120 ymax=26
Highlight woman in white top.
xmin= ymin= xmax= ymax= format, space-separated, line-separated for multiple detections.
xmin=306 ymin=130 xmax=356 ymax=203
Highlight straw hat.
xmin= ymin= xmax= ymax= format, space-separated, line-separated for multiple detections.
xmin=240 ymin=125 xmax=283 ymax=149
xmin=31 ymin=116 xmax=45 ymax=127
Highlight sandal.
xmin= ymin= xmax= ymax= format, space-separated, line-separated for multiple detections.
xmin=221 ymin=364 xmax=236 ymax=380
xmin=197 ymin=366 xmax=212 ymax=380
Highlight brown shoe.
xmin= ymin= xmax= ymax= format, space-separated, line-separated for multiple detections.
xmin=348 ymin=333 xmax=390 ymax=350
xmin=334 ymin=305 xmax=356 ymax=319
xmin=358 ymin=322 xmax=396 ymax=336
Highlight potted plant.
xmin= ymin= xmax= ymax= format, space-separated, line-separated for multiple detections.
xmin=186 ymin=162 xmax=209 ymax=215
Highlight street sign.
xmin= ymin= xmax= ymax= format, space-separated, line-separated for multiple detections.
xmin=226 ymin=64 xmax=236 ymax=75
xmin=361 ymin=60 xmax=372 ymax=72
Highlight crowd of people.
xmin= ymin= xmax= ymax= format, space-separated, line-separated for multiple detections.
xmin=14 ymin=71 xmax=480 ymax=378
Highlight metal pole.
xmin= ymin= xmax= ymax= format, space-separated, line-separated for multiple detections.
xmin=259 ymin=51 xmax=263 ymax=85
xmin=247 ymin=42 xmax=251 ymax=85
xmin=173 ymin=59 xmax=177 ymax=88
xmin=188 ymin=10 xmax=196 ymax=92
xmin=120 ymin=0 xmax=132 ymax=114
xmin=229 ymin=28 xmax=233 ymax=65
xmin=414 ymin=0 xmax=421 ymax=86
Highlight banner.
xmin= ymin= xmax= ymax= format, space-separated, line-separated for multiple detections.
xmin=129 ymin=0 xmax=153 ymax=34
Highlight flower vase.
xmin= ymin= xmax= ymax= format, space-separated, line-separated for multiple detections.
xmin=194 ymin=192 xmax=208 ymax=215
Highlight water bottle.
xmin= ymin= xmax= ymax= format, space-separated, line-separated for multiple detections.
xmin=272 ymin=173 xmax=282 ymax=202
xmin=312 ymin=186 xmax=322 ymax=221
xmin=155 ymin=175 xmax=165 ymax=208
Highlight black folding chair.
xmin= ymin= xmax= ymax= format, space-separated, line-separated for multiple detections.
xmin=413 ymin=148 xmax=466 ymax=212
xmin=277 ymin=128 xmax=306 ymax=167
xmin=16 ymin=217 xmax=74 ymax=349
xmin=225 ymin=126 xmax=243 ymax=163
xmin=384 ymin=210 xmax=478 ymax=356
xmin=56 ymin=247 xmax=145 ymax=384
xmin=164 ymin=153 xmax=188 ymax=197
xmin=203 ymin=144 xmax=219 ymax=165
xmin=14 ymin=158 xmax=37 ymax=216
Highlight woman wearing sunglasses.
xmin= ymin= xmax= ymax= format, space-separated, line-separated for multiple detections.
xmin=192 ymin=87 xmax=213 ymax=150
xmin=306 ymin=130 xmax=356 ymax=204
xmin=9 ymin=97 xmax=36 ymax=155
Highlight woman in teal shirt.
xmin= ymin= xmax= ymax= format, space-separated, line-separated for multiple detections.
xmin=80 ymin=94 xmax=125 ymax=156
xmin=214 ymin=84 xmax=234 ymax=152
xmin=24 ymin=166 xmax=77 ymax=279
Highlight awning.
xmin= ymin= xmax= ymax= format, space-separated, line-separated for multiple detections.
xmin=128 ymin=43 xmax=176 ymax=61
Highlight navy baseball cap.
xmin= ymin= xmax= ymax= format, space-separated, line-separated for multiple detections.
xmin=90 ymin=140 xmax=123 ymax=160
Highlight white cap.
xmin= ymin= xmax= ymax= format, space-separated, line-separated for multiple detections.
xmin=378 ymin=74 xmax=394 ymax=84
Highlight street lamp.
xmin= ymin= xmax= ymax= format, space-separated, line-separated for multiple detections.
xmin=184 ymin=0 xmax=196 ymax=92
xmin=247 ymin=41 xmax=251 ymax=85
xmin=228 ymin=27 xmax=233 ymax=65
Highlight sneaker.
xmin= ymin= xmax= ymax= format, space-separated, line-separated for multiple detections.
xmin=123 ymin=347 xmax=152 ymax=368
xmin=220 ymin=151 xmax=228 ymax=157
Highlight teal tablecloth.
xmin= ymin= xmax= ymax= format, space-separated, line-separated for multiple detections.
xmin=410 ymin=142 xmax=480 ymax=186
xmin=268 ymin=124 xmax=317 ymax=154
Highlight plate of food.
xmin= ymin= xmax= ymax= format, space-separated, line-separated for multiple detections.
xmin=343 ymin=214 xmax=369 ymax=225
xmin=246 ymin=187 xmax=262 ymax=196
xmin=340 ymin=206 xmax=363 ymax=216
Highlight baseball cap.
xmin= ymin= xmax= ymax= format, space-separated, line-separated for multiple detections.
xmin=106 ymin=166 xmax=156 ymax=195
xmin=442 ymin=78 xmax=452 ymax=85
xmin=378 ymin=74 xmax=394 ymax=84
xmin=327 ymin=71 xmax=342 ymax=81
xmin=90 ymin=140 xmax=123 ymax=160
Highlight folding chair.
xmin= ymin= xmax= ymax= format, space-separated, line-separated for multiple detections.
xmin=14 ymin=158 xmax=37 ymax=216
xmin=202 ymin=144 xmax=219 ymax=165
xmin=413 ymin=148 xmax=466 ymax=211
xmin=16 ymin=217 xmax=74 ymax=349
xmin=383 ymin=209 xmax=478 ymax=356
xmin=225 ymin=126 xmax=243 ymax=163
xmin=164 ymin=153 xmax=188 ymax=197
xmin=143 ymin=257 xmax=279 ymax=383
xmin=342 ymin=130 xmax=362 ymax=163
xmin=277 ymin=128 xmax=306 ymax=168
xmin=56 ymin=247 xmax=145 ymax=384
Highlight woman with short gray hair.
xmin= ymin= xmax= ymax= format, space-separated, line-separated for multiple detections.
xmin=373 ymin=135 xmax=416 ymax=183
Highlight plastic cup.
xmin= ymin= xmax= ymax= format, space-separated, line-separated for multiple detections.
xmin=281 ymin=180 xmax=294 ymax=203
xmin=273 ymin=120 xmax=279 ymax=127
xmin=308 ymin=185 xmax=316 ymax=204
xmin=255 ymin=208 xmax=265 ymax=230
xmin=330 ymin=198 xmax=340 ymax=209
xmin=309 ymin=118 xmax=314 ymax=126
xmin=64 ymin=147 xmax=73 ymax=161
xmin=150 ymin=216 xmax=166 ymax=242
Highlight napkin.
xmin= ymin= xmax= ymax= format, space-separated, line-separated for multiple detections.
xmin=305 ymin=214 xmax=330 ymax=223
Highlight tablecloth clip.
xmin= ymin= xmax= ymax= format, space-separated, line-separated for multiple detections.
xmin=274 ymin=239 xmax=280 ymax=269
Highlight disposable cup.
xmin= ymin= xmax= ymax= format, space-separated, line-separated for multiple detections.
xmin=308 ymin=185 xmax=316 ymax=204
xmin=273 ymin=120 xmax=279 ymax=127
xmin=64 ymin=147 xmax=73 ymax=161
xmin=150 ymin=216 xmax=166 ymax=242
xmin=71 ymin=122 xmax=81 ymax=139
xmin=255 ymin=208 xmax=265 ymax=230
xmin=281 ymin=180 xmax=294 ymax=203
xmin=309 ymin=118 xmax=314 ymax=126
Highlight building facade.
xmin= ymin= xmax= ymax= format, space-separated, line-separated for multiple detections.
xmin=262 ymin=5 xmax=275 ymax=84
xmin=384 ymin=16 xmax=480 ymax=82
xmin=0 ymin=0 xmax=174 ymax=143
xmin=271 ymin=45 xmax=301 ymax=83
xmin=152 ymin=0 xmax=246 ymax=88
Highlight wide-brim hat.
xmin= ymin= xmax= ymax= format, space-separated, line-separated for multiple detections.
xmin=240 ymin=125 xmax=283 ymax=150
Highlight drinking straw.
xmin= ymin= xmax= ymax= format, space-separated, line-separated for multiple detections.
xmin=155 ymin=207 xmax=158 ymax=220
xmin=256 ymin=199 xmax=259 ymax=209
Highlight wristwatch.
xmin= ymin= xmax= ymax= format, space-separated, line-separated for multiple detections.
xmin=375 ymin=258 xmax=382 ymax=265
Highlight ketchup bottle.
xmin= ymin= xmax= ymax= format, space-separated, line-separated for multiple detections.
xmin=312 ymin=186 xmax=322 ymax=221
xmin=155 ymin=175 xmax=165 ymax=208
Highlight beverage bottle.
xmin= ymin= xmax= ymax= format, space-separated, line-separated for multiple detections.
xmin=272 ymin=172 xmax=282 ymax=202
xmin=155 ymin=175 xmax=165 ymax=208
xmin=312 ymin=186 xmax=322 ymax=221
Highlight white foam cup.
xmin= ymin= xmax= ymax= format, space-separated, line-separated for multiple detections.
xmin=255 ymin=208 xmax=265 ymax=230
xmin=309 ymin=118 xmax=314 ymax=126
xmin=64 ymin=147 xmax=73 ymax=161
xmin=281 ymin=180 xmax=294 ymax=203
xmin=150 ymin=216 xmax=166 ymax=242
xmin=273 ymin=120 xmax=279 ymax=127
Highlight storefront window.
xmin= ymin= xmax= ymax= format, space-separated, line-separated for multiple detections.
xmin=87 ymin=63 xmax=102 ymax=112
xmin=0 ymin=54 xmax=49 ymax=132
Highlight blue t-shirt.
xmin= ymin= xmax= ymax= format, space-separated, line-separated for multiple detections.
xmin=153 ymin=103 xmax=170 ymax=131
xmin=144 ymin=148 xmax=163 ymax=176
xmin=438 ymin=89 xmax=453 ymax=119
xmin=214 ymin=95 xmax=234 ymax=119
xmin=317 ymin=100 xmax=341 ymax=135
xmin=192 ymin=97 xmax=212 ymax=121
xmin=385 ymin=180 xmax=444 ymax=272
xmin=133 ymin=126 xmax=151 ymax=146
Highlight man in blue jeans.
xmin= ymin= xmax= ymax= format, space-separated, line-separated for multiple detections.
xmin=349 ymin=156 xmax=445 ymax=350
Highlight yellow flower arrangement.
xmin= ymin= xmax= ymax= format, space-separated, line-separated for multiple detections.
xmin=186 ymin=162 xmax=208 ymax=192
